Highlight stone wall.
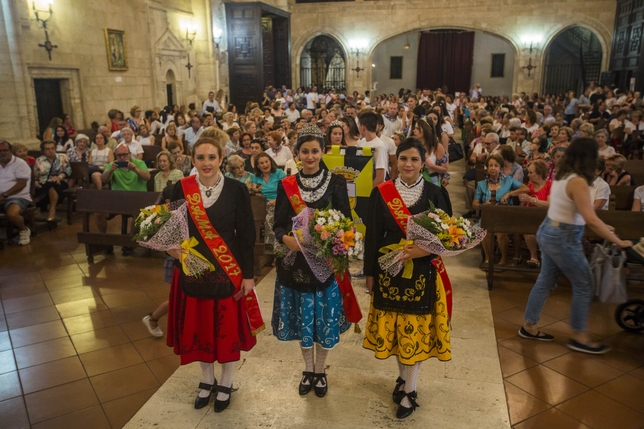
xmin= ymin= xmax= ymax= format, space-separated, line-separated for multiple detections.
xmin=282 ymin=0 xmax=616 ymax=96
xmin=1 ymin=0 xmax=219 ymax=146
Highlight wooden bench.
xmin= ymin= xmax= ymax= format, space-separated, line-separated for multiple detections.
xmin=250 ymin=195 xmax=268 ymax=275
xmin=76 ymin=189 xmax=160 ymax=262
xmin=480 ymin=205 xmax=644 ymax=289
xmin=625 ymin=159 xmax=644 ymax=186
xmin=609 ymin=185 xmax=636 ymax=211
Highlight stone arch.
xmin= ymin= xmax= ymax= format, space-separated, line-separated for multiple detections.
xmin=540 ymin=21 xmax=611 ymax=72
xmin=299 ymin=34 xmax=347 ymax=90
xmin=160 ymin=59 xmax=183 ymax=106
xmin=367 ymin=26 xmax=521 ymax=94
xmin=291 ymin=29 xmax=350 ymax=89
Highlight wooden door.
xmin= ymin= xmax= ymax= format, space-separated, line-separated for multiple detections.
xmin=34 ymin=79 xmax=63 ymax=137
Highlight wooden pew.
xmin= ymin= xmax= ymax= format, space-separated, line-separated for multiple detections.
xmin=76 ymin=189 xmax=160 ymax=262
xmin=250 ymin=195 xmax=268 ymax=275
xmin=608 ymin=185 xmax=636 ymax=211
xmin=625 ymin=159 xmax=644 ymax=185
xmin=480 ymin=205 xmax=644 ymax=289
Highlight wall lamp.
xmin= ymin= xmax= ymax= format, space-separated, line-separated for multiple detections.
xmin=32 ymin=0 xmax=57 ymax=60
xmin=213 ymin=27 xmax=223 ymax=49
xmin=349 ymin=39 xmax=368 ymax=56
xmin=185 ymin=24 xmax=197 ymax=45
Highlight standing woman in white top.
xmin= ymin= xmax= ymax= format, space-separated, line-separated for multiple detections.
xmin=520 ymin=138 xmax=631 ymax=354
xmin=88 ymin=133 xmax=114 ymax=190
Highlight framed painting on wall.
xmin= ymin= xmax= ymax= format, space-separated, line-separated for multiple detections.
xmin=104 ymin=29 xmax=128 ymax=71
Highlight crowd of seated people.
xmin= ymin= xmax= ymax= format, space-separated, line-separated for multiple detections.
xmin=1 ymin=82 xmax=642 ymax=278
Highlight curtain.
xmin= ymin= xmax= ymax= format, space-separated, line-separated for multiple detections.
xmin=416 ymin=31 xmax=475 ymax=94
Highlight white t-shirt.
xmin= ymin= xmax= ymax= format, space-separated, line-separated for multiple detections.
xmin=222 ymin=122 xmax=239 ymax=131
xmin=137 ymin=135 xmax=153 ymax=146
xmin=598 ymin=146 xmax=616 ymax=157
xmin=441 ymin=122 xmax=454 ymax=136
xmin=381 ymin=115 xmax=402 ymax=137
xmin=0 ymin=156 xmax=32 ymax=202
xmin=267 ymin=146 xmax=293 ymax=167
xmin=590 ymin=176 xmax=610 ymax=210
xmin=379 ymin=135 xmax=397 ymax=156
xmin=90 ymin=148 xmax=112 ymax=168
xmin=56 ymin=139 xmax=73 ymax=153
xmin=358 ymin=136 xmax=388 ymax=172
xmin=285 ymin=108 xmax=301 ymax=123
xmin=306 ymin=92 xmax=319 ymax=109
xmin=202 ymin=99 xmax=221 ymax=114
xmin=446 ymin=103 xmax=456 ymax=120
xmin=634 ymin=185 xmax=644 ymax=211
xmin=521 ymin=123 xmax=539 ymax=135
xmin=126 ymin=140 xmax=144 ymax=157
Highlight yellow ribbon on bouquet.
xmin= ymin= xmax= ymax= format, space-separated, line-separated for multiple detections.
xmin=379 ymin=239 xmax=415 ymax=279
xmin=180 ymin=237 xmax=216 ymax=275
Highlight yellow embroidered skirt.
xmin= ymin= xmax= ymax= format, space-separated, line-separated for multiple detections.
xmin=363 ymin=274 xmax=451 ymax=365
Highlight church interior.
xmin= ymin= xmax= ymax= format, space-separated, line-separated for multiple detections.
xmin=1 ymin=0 xmax=644 ymax=428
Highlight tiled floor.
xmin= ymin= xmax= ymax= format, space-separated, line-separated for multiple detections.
xmin=490 ymin=270 xmax=644 ymax=429
xmin=2 ymin=162 xmax=644 ymax=428
xmin=0 ymin=218 xmax=278 ymax=429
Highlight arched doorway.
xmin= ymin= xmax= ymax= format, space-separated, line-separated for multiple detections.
xmin=300 ymin=35 xmax=346 ymax=90
xmin=543 ymin=26 xmax=602 ymax=95
xmin=165 ymin=69 xmax=176 ymax=107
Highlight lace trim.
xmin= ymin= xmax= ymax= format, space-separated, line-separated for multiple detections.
xmin=395 ymin=176 xmax=424 ymax=208
xmin=297 ymin=169 xmax=332 ymax=203
xmin=197 ymin=173 xmax=224 ymax=208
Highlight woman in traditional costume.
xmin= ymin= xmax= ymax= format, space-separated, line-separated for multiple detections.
xmin=272 ymin=124 xmax=355 ymax=397
xmin=363 ymin=137 xmax=453 ymax=419
xmin=166 ymin=136 xmax=262 ymax=413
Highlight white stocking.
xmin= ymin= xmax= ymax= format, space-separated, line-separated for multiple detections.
xmin=217 ymin=362 xmax=235 ymax=401
xmin=314 ymin=344 xmax=329 ymax=387
xmin=396 ymin=359 xmax=406 ymax=393
xmin=199 ymin=362 xmax=215 ymax=398
xmin=301 ymin=346 xmax=314 ymax=386
xmin=400 ymin=362 xmax=421 ymax=408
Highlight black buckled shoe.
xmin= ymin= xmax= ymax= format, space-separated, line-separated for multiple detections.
xmin=313 ymin=373 xmax=328 ymax=398
xmin=299 ymin=371 xmax=315 ymax=396
xmin=194 ymin=380 xmax=217 ymax=409
xmin=214 ymin=385 xmax=232 ymax=413
xmin=392 ymin=377 xmax=406 ymax=404
xmin=396 ymin=391 xmax=419 ymax=419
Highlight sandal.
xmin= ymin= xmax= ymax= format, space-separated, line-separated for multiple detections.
xmin=510 ymin=257 xmax=522 ymax=267
xmin=526 ymin=258 xmax=541 ymax=268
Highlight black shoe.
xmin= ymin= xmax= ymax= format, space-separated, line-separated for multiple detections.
xmin=104 ymin=245 xmax=114 ymax=255
xmin=462 ymin=210 xmax=476 ymax=219
xmin=121 ymin=246 xmax=132 ymax=256
xmin=392 ymin=377 xmax=405 ymax=404
xmin=396 ymin=391 xmax=419 ymax=419
xmin=518 ymin=327 xmax=554 ymax=342
xmin=194 ymin=381 xmax=216 ymax=409
xmin=567 ymin=339 xmax=611 ymax=355
xmin=299 ymin=371 xmax=314 ymax=396
xmin=313 ymin=373 xmax=327 ymax=398
xmin=214 ymin=385 xmax=232 ymax=412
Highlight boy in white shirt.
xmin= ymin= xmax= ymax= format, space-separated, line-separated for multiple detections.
xmin=357 ymin=111 xmax=388 ymax=188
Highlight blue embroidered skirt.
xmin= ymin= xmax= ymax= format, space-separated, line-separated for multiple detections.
xmin=272 ymin=279 xmax=351 ymax=349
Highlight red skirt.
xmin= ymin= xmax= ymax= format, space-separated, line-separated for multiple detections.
xmin=166 ymin=268 xmax=257 ymax=364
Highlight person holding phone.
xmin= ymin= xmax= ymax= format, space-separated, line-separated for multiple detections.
xmin=96 ymin=144 xmax=150 ymax=254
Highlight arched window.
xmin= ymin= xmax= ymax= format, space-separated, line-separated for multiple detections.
xmin=300 ymin=35 xmax=346 ymax=91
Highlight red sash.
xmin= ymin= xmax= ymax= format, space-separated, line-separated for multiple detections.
xmin=282 ymin=175 xmax=362 ymax=324
xmin=377 ymin=180 xmax=453 ymax=320
xmin=181 ymin=176 xmax=265 ymax=335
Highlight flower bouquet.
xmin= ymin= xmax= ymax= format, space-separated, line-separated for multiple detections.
xmin=378 ymin=202 xmax=486 ymax=278
xmin=133 ymin=201 xmax=215 ymax=277
xmin=276 ymin=206 xmax=363 ymax=281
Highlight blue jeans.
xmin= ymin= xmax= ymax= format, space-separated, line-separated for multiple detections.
xmin=523 ymin=217 xmax=593 ymax=332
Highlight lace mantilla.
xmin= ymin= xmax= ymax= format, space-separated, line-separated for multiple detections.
xmin=395 ymin=176 xmax=424 ymax=207
xmin=197 ymin=173 xmax=224 ymax=208
xmin=297 ymin=169 xmax=332 ymax=203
